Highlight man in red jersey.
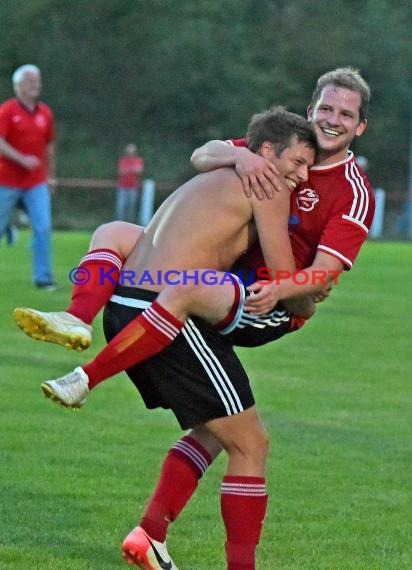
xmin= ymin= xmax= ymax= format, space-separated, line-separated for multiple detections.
xmin=0 ymin=64 xmax=57 ymax=290
xmin=115 ymin=143 xmax=144 ymax=222
xmin=118 ymin=69 xmax=374 ymax=570
xmin=191 ymin=67 xmax=374 ymax=313
xmin=14 ymin=69 xmax=374 ymax=569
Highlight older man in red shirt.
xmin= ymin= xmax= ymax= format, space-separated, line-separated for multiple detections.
xmin=0 ymin=64 xmax=57 ymax=290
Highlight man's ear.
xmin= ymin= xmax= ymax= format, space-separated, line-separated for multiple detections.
xmin=260 ymin=141 xmax=275 ymax=158
xmin=355 ymin=119 xmax=367 ymax=137
xmin=307 ymin=104 xmax=313 ymax=120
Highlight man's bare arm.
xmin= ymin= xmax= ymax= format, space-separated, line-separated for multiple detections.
xmin=191 ymin=140 xmax=238 ymax=171
xmin=191 ymin=140 xmax=287 ymax=199
xmin=249 ymin=190 xmax=315 ymax=318
xmin=250 ymin=188 xmax=294 ymax=272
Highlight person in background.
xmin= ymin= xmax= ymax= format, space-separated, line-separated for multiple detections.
xmin=0 ymin=64 xmax=57 ymax=290
xmin=2 ymin=198 xmax=30 ymax=246
xmin=115 ymin=143 xmax=144 ymax=222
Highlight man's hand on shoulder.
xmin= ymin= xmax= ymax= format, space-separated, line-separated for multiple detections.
xmin=234 ymin=147 xmax=287 ymax=200
xmin=191 ymin=139 xmax=288 ymax=200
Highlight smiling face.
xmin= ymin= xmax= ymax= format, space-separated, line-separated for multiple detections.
xmin=262 ymin=137 xmax=315 ymax=191
xmin=308 ymin=84 xmax=367 ymax=165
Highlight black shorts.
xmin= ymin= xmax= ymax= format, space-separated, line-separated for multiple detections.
xmin=215 ymin=275 xmax=293 ymax=347
xmin=225 ymin=303 xmax=293 ymax=347
xmin=103 ymin=286 xmax=255 ymax=430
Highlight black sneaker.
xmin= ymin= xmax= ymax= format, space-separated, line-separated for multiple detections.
xmin=35 ymin=282 xmax=60 ymax=292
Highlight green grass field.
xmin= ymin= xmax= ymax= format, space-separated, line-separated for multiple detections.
xmin=1 ymin=231 xmax=411 ymax=569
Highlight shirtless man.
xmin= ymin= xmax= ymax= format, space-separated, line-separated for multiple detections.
xmin=21 ymin=108 xmax=317 ymax=570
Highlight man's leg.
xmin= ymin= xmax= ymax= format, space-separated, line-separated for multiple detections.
xmin=139 ymin=425 xmax=222 ymax=540
xmin=41 ymin=274 xmax=242 ymax=407
xmin=122 ymin=408 xmax=268 ymax=570
xmin=124 ymin=190 xmax=138 ymax=223
xmin=0 ymin=186 xmax=20 ymax=240
xmin=5 ymin=224 xmax=18 ymax=245
xmin=115 ymin=188 xmax=128 ymax=220
xmin=82 ymin=273 xmax=241 ymax=385
xmin=64 ymin=220 xmax=142 ymax=324
xmin=13 ymin=221 xmax=141 ymax=350
xmin=107 ymin=287 xmax=260 ymax=568
xmin=206 ymin=407 xmax=269 ymax=570
xmin=23 ymin=183 xmax=53 ymax=286
xmin=122 ymin=426 xmax=222 ymax=567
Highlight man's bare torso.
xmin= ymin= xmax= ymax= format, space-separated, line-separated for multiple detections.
xmin=123 ymin=168 xmax=257 ymax=291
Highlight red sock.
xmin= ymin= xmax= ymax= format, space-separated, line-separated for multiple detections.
xmin=140 ymin=435 xmax=212 ymax=542
xmin=84 ymin=301 xmax=184 ymax=389
xmin=66 ymin=249 xmax=123 ymax=324
xmin=221 ymin=476 xmax=268 ymax=570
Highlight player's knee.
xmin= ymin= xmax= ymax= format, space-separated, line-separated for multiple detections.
xmin=160 ymin=280 xmax=206 ymax=318
xmin=93 ymin=221 xmax=124 ymax=240
xmin=90 ymin=221 xmax=119 ymax=246
xmin=248 ymin=428 xmax=270 ymax=460
xmin=227 ymin=425 xmax=269 ymax=462
xmin=90 ymin=221 xmax=137 ymax=257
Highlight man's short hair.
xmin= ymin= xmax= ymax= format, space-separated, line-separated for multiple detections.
xmin=310 ymin=67 xmax=371 ymax=122
xmin=246 ymin=106 xmax=317 ymax=155
xmin=12 ymin=64 xmax=41 ymax=86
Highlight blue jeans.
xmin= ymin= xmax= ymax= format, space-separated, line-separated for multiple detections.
xmin=115 ymin=188 xmax=139 ymax=222
xmin=0 ymin=183 xmax=53 ymax=284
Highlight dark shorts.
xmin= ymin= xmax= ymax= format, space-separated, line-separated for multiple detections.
xmin=103 ymin=286 xmax=255 ymax=430
xmin=225 ymin=302 xmax=293 ymax=347
xmin=216 ymin=275 xmax=294 ymax=347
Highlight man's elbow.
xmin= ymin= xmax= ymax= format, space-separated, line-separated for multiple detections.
xmin=294 ymin=302 xmax=316 ymax=319
xmin=301 ymin=302 xmax=316 ymax=319
xmin=190 ymin=147 xmax=208 ymax=171
xmin=283 ymin=297 xmax=316 ymax=319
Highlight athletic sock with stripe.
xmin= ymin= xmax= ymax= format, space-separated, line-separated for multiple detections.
xmin=84 ymin=301 xmax=184 ymax=389
xmin=66 ymin=248 xmax=123 ymax=324
xmin=140 ymin=435 xmax=212 ymax=542
xmin=221 ymin=475 xmax=268 ymax=570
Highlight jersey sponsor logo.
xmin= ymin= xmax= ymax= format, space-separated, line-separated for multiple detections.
xmin=12 ymin=115 xmax=22 ymax=123
xmin=35 ymin=115 xmax=47 ymax=128
xmin=296 ymin=188 xmax=319 ymax=212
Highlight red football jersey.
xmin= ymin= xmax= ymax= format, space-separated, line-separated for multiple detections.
xmin=0 ymin=98 xmax=54 ymax=189
xmin=228 ymin=139 xmax=375 ymax=270
xmin=118 ymin=156 xmax=144 ymax=189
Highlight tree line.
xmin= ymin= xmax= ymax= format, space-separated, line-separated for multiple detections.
xmin=1 ymin=0 xmax=410 ymax=208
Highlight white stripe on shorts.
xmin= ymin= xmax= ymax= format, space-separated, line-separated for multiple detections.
xmin=236 ymin=308 xmax=290 ymax=329
xmin=182 ymin=319 xmax=244 ymax=416
xmin=109 ymin=293 xmax=245 ymax=417
xmin=109 ymin=294 xmax=151 ymax=309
